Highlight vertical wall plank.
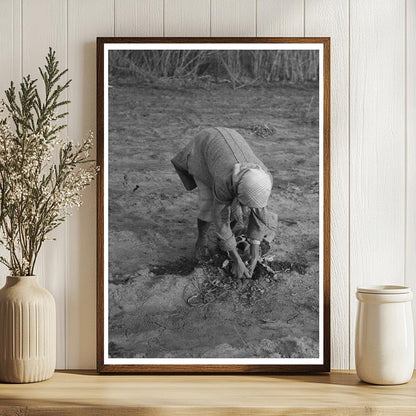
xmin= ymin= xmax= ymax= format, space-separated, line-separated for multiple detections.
xmin=22 ymin=0 xmax=68 ymax=369
xmin=305 ymin=0 xmax=350 ymax=370
xmin=0 ymin=0 xmax=21 ymax=99
xmin=211 ymin=0 xmax=255 ymax=37
xmin=67 ymin=0 xmax=114 ymax=369
xmin=350 ymin=0 xmax=406 ymax=368
xmin=115 ymin=0 xmax=163 ymax=36
xmin=406 ymin=0 xmax=416 ymax=366
xmin=0 ymin=0 xmax=21 ymax=287
xmin=257 ymin=0 xmax=304 ymax=36
xmin=0 ymin=0 xmax=13 ymax=103
xmin=165 ymin=0 xmax=210 ymax=36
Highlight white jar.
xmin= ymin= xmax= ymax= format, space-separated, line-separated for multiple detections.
xmin=355 ymin=285 xmax=414 ymax=385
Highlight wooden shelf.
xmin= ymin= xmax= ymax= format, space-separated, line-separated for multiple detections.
xmin=0 ymin=370 xmax=415 ymax=415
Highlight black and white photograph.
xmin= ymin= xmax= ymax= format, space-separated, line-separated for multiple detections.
xmin=98 ymin=39 xmax=330 ymax=372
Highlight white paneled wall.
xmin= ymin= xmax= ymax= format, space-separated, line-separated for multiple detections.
xmin=349 ymin=0 xmax=407 ymax=368
xmin=66 ymin=0 xmax=114 ymax=370
xmin=305 ymin=0 xmax=350 ymax=370
xmin=407 ymin=0 xmax=416 ymax=370
xmin=0 ymin=0 xmax=414 ymax=370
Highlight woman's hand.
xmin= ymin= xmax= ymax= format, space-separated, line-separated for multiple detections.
xmin=231 ymin=258 xmax=251 ymax=279
xmin=229 ymin=248 xmax=251 ymax=279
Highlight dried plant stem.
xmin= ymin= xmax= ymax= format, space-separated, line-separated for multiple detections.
xmin=0 ymin=48 xmax=96 ymax=276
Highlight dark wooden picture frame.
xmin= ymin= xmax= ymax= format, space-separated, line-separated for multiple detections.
xmin=97 ymin=37 xmax=330 ymax=374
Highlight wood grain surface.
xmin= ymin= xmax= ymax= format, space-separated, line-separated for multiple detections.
xmin=0 ymin=371 xmax=415 ymax=415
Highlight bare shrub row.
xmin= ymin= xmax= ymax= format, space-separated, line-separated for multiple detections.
xmin=109 ymin=50 xmax=319 ymax=86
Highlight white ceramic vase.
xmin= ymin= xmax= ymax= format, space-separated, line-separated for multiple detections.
xmin=355 ymin=285 xmax=414 ymax=385
xmin=0 ymin=276 xmax=56 ymax=383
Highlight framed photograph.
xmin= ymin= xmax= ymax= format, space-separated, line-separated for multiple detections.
xmin=97 ymin=37 xmax=330 ymax=373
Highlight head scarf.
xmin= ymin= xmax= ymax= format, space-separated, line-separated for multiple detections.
xmin=233 ymin=163 xmax=272 ymax=208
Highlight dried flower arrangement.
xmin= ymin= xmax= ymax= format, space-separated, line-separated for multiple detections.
xmin=0 ymin=48 xmax=96 ymax=276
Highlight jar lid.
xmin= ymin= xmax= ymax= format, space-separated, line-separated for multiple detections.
xmin=357 ymin=285 xmax=411 ymax=294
